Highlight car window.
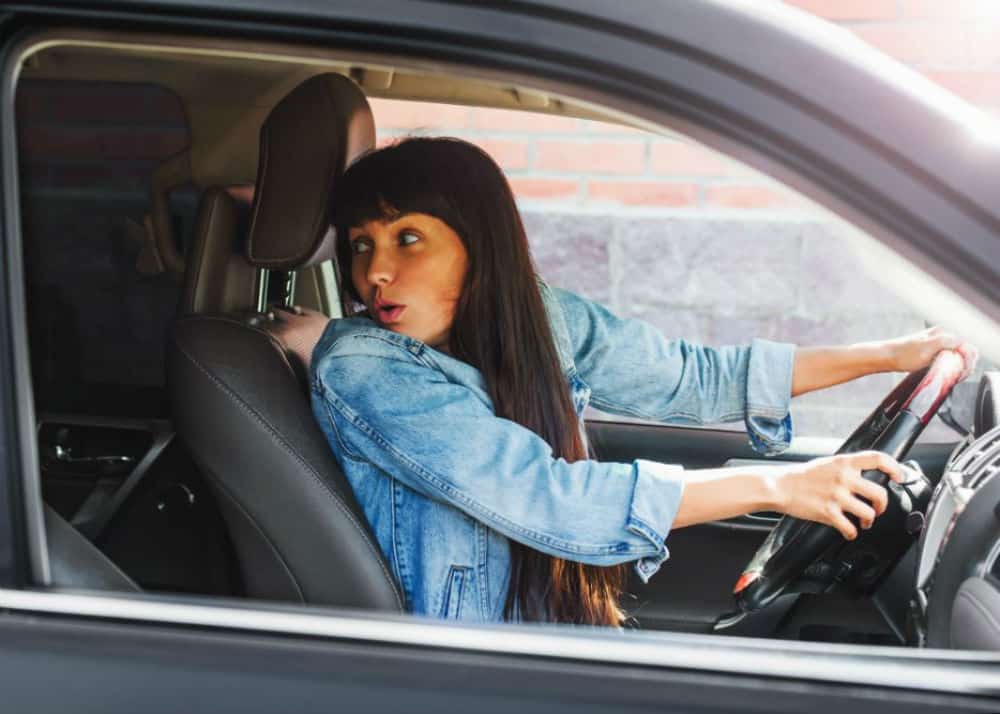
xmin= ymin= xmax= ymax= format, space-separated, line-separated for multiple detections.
xmin=371 ymin=98 xmax=959 ymax=442
xmin=18 ymin=79 xmax=194 ymax=419
xmin=1 ymin=6 xmax=997 ymax=696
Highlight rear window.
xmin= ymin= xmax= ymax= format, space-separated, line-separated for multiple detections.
xmin=18 ymin=80 xmax=194 ymax=418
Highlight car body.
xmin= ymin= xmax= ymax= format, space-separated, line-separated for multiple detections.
xmin=0 ymin=1 xmax=999 ymax=711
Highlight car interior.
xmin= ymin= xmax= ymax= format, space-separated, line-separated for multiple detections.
xmin=16 ymin=29 xmax=1000 ymax=650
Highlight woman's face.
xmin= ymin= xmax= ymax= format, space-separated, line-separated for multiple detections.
xmin=348 ymin=212 xmax=468 ymax=350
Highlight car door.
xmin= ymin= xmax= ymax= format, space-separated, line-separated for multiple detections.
xmin=0 ymin=2 xmax=998 ymax=713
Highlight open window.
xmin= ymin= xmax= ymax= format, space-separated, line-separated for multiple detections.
xmin=3 ymin=10 xmax=997 ymax=678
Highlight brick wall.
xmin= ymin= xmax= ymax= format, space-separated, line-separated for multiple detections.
xmin=370 ymin=1 xmax=995 ymax=439
xmin=373 ymin=1 xmax=1000 ymax=213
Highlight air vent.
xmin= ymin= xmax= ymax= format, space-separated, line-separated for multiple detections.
xmin=916 ymin=423 xmax=1000 ymax=596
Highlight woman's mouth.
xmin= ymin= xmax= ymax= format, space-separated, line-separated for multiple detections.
xmin=374 ymin=298 xmax=406 ymax=325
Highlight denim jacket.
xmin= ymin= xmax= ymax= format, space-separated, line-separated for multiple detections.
xmin=310 ymin=284 xmax=795 ymax=623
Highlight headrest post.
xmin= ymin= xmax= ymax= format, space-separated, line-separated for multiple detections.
xmin=256 ymin=268 xmax=271 ymax=314
xmin=284 ymin=271 xmax=298 ymax=308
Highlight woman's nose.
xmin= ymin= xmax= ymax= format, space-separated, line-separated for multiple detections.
xmin=365 ymin=247 xmax=395 ymax=286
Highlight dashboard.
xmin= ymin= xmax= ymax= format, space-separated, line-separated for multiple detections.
xmin=914 ymin=372 xmax=1000 ymax=649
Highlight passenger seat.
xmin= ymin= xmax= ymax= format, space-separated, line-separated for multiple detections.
xmin=168 ymin=74 xmax=404 ymax=612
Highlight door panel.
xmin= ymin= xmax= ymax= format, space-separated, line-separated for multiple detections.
xmin=587 ymin=420 xmax=956 ymax=634
xmin=0 ymin=610 xmax=997 ymax=714
xmin=37 ymin=415 xmax=166 ymax=532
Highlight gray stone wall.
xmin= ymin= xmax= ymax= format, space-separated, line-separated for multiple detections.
xmin=522 ymin=210 xmax=957 ymax=442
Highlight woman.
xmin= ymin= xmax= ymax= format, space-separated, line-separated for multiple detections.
xmin=310 ymin=137 xmax=974 ymax=626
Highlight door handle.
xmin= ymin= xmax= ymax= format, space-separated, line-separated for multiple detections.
xmin=52 ymin=444 xmax=134 ymax=466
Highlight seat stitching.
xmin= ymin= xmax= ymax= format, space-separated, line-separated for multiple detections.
xmin=172 ymin=328 xmax=405 ymax=610
xmin=206 ymin=468 xmax=305 ymax=601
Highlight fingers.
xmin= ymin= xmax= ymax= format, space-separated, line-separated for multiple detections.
xmin=935 ymin=332 xmax=962 ymax=352
xmin=847 ymin=450 xmax=903 ymax=483
xmin=828 ymin=509 xmax=858 ymax=541
xmin=821 ymin=452 xmax=895 ymax=538
xmin=840 ymin=493 xmax=878 ymax=531
xmin=853 ymin=476 xmax=889 ymax=515
xmin=926 ymin=326 xmax=977 ymax=380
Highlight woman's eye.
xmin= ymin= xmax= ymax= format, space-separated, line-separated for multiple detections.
xmin=350 ymin=239 xmax=371 ymax=254
xmin=399 ymin=231 xmax=420 ymax=246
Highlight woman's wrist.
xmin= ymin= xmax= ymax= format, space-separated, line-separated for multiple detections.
xmin=851 ymin=340 xmax=896 ymax=374
xmin=757 ymin=465 xmax=789 ymax=513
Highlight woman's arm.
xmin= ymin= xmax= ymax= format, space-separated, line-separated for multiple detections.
xmin=547 ymin=285 xmax=794 ymax=455
xmin=314 ymin=342 xmax=906 ymax=585
xmin=673 ymin=451 xmax=903 ymax=541
xmin=791 ymin=327 xmax=976 ymax=397
xmin=791 ymin=343 xmax=890 ymax=397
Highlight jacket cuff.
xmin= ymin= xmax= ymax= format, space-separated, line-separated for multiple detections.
xmin=626 ymin=459 xmax=685 ymax=582
xmin=745 ymin=338 xmax=795 ymax=456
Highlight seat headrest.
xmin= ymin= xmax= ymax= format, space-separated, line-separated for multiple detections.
xmin=246 ymin=74 xmax=374 ymax=271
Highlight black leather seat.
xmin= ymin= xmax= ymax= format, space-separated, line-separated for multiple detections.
xmin=46 ymin=504 xmax=140 ymax=592
xmin=167 ymin=74 xmax=404 ymax=612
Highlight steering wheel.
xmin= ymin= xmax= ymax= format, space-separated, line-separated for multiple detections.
xmin=733 ymin=349 xmax=968 ymax=614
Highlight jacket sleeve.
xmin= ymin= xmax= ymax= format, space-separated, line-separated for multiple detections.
xmin=547 ymin=285 xmax=795 ymax=456
xmin=313 ymin=348 xmax=684 ymax=582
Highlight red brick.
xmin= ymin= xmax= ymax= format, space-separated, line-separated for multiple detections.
xmin=508 ymin=178 xmax=579 ymax=200
xmin=705 ymin=185 xmax=794 ymax=209
xmin=371 ymin=98 xmax=471 ymax=131
xmin=650 ymin=141 xmax=737 ymax=177
xmin=588 ymin=181 xmax=698 ymax=207
xmin=28 ymin=83 xmax=186 ymax=125
xmin=583 ymin=119 xmax=651 ymax=137
xmin=47 ymin=162 xmax=116 ymax=188
xmin=96 ymin=127 xmax=189 ymax=160
xmin=853 ymin=25 xmax=966 ymax=67
xmin=19 ymin=125 xmax=188 ymax=161
xmin=18 ymin=124 xmax=98 ymax=159
xmin=965 ymin=26 xmax=1000 ymax=68
xmin=469 ymin=138 xmax=530 ymax=170
xmin=14 ymin=80 xmax=187 ymax=124
xmin=903 ymin=0 xmax=1000 ymax=18
xmin=536 ymin=141 xmax=644 ymax=174
xmin=925 ymin=70 xmax=1000 ymax=105
xmin=472 ymin=108 xmax=579 ymax=132
xmin=785 ymin=0 xmax=897 ymax=21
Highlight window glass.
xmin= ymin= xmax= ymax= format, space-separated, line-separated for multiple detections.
xmin=18 ymin=79 xmax=193 ymax=418
xmin=371 ymin=98 xmax=960 ymax=441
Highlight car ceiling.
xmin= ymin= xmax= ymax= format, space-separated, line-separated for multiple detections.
xmin=18 ymin=32 xmax=628 ymax=188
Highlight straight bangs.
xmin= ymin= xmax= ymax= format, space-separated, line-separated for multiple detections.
xmin=332 ymin=140 xmax=475 ymax=306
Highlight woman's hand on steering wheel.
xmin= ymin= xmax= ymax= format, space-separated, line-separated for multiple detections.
xmin=880 ymin=326 xmax=979 ymax=378
xmin=771 ymin=451 xmax=906 ymax=541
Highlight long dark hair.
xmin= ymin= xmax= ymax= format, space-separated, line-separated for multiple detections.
xmin=331 ymin=137 xmax=625 ymax=626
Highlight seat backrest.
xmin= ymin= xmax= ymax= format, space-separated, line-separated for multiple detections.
xmin=168 ymin=74 xmax=404 ymax=612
